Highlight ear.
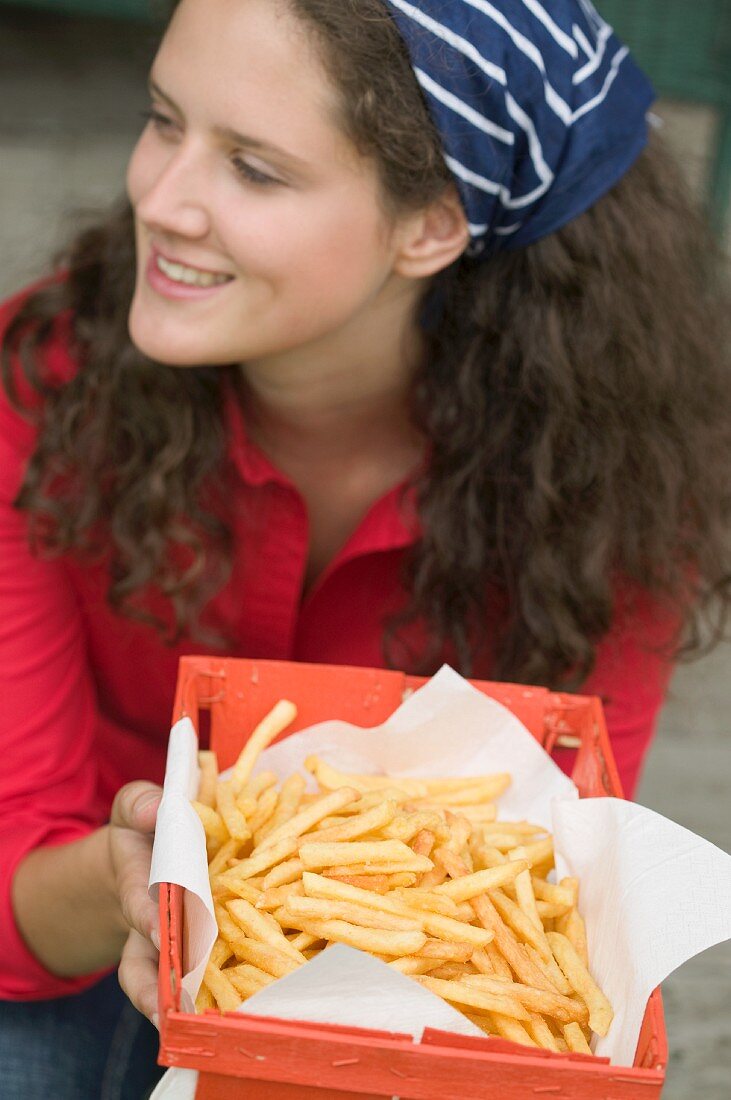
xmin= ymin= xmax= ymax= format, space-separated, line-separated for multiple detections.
xmin=392 ymin=184 xmax=470 ymax=278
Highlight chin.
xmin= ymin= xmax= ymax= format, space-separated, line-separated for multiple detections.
xmin=127 ymin=302 xmax=220 ymax=367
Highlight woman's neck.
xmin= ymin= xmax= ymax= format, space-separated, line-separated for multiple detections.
xmin=239 ymin=285 xmax=427 ymax=475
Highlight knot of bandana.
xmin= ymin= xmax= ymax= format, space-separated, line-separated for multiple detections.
xmin=383 ymin=0 xmax=655 ymax=256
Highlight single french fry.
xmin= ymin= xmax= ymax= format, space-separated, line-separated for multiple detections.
xmin=285 ymin=895 xmax=423 ymax=932
xmin=333 ymin=787 xmax=418 ymax=813
xmin=532 ymin=877 xmax=576 ymax=908
xmin=208 ymin=838 xmax=242 ymax=877
xmin=325 ymin=873 xmax=391 ymax=893
xmin=509 ymin=847 xmax=543 ymax=932
xmin=383 ymin=812 xmax=444 ymax=843
xmin=471 ymin=844 xmax=508 ymax=868
xmin=555 ymin=907 xmax=589 ymax=968
xmin=226 ymin=962 xmax=275 ymax=998
xmin=305 ymin=757 xmax=429 ymax=797
xmin=195 ymin=981 xmax=215 ymax=1013
xmin=434 ymin=860 xmax=529 ymax=903
xmin=256 ymin=773 xmax=307 ymax=843
xmin=439 ymin=814 xmax=473 ymax=854
xmin=489 ymin=888 xmax=552 ymax=960
xmin=484 ymin=941 xmax=513 ymax=979
xmin=546 ymin=932 xmax=613 ymax=1037
xmin=415 ymin=975 xmax=529 ymax=1021
xmin=224 ymin=936 xmax=302 ymax=978
xmin=309 ymin=801 xmax=398 ymax=845
xmin=461 ymin=975 xmax=589 ymax=1024
xmin=287 ymin=917 xmax=427 ymax=957
xmin=419 ymin=911 xmax=493 ymax=948
xmin=388 ymin=956 xmax=444 ymax=975
xmin=231 ymin=701 xmax=297 ymax=794
xmin=299 ymin=838 xmax=418 ymax=869
xmin=203 ymin=961 xmax=241 ymax=1012
xmin=261 ymin=857 xmax=305 ymax=889
xmin=560 ymin=876 xmax=580 ymax=907
xmin=250 ymin=788 xmax=279 ymax=841
xmin=239 ymin=771 xmax=279 ymax=805
xmin=525 ymin=944 xmax=572 ymax=995
xmin=226 ymin=899 xmax=308 ymax=965
xmin=462 ymin=1011 xmax=495 ymax=1035
xmin=488 ymin=1012 xmax=538 ymax=1047
xmin=255 ymin=881 xmax=306 ymax=911
xmin=563 ymin=1021 xmax=593 ymax=1054
xmin=256 ymin=787 xmax=363 ymax=853
xmin=385 ymin=873 xmax=419 ymax=888
xmin=418 ymin=865 xmax=448 ymax=888
xmin=525 ymin=1012 xmax=561 ymax=1052
xmin=391 ymin=888 xmax=460 ymax=917
xmin=290 ymin=931 xmax=320 ymax=951
xmin=520 ymin=838 xmax=554 ymax=868
xmin=413 ymin=939 xmax=473 ymax=962
xmin=470 ymin=947 xmax=494 ymax=975
xmin=429 ymin=964 xmax=472 ymax=980
xmin=536 ymin=900 xmax=572 ymax=920
xmin=220 ymin=836 xmax=300 ymax=885
xmin=410 ymin=830 xmax=436 ymax=859
xmin=216 ymin=780 xmax=252 ymax=842
xmin=209 ymin=937 xmax=232 ymax=969
xmin=318 ymin=858 xmax=433 ymax=876
xmin=197 ymin=751 xmax=219 ymax=808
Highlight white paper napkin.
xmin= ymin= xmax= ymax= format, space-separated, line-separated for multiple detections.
xmin=149 ymin=665 xmax=731 ymax=1099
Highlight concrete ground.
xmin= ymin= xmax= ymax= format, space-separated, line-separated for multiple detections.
xmin=1 ymin=6 xmax=730 ymax=1097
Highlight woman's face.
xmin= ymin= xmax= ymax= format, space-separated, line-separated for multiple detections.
xmin=126 ymin=0 xmax=411 ymax=369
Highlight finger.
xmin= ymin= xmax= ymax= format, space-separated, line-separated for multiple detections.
xmin=118 ymin=928 xmax=160 ymax=1023
xmin=111 ymin=781 xmax=163 ymax=834
xmin=118 ymin=874 xmax=159 ymax=943
xmin=115 ymin=832 xmax=159 ymax=940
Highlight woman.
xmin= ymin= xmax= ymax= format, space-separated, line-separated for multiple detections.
xmin=1 ymin=0 xmax=729 ymax=1095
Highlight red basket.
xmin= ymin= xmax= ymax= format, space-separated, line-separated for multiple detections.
xmin=158 ymin=656 xmax=668 ymax=1098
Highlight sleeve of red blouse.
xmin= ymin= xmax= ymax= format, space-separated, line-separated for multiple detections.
xmin=579 ymin=585 xmax=679 ymax=800
xmin=0 ymin=288 xmax=109 ymax=1000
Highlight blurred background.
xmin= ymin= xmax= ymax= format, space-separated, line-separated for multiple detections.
xmin=1 ymin=1 xmax=729 ymax=1097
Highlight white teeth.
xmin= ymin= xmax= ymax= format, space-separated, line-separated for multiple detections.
xmin=156 ymin=254 xmax=231 ymax=287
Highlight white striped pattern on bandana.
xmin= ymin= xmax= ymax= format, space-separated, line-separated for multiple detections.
xmin=383 ymin=0 xmax=655 ymax=254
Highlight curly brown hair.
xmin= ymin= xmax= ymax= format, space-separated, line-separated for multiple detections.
xmin=2 ymin=0 xmax=730 ymax=686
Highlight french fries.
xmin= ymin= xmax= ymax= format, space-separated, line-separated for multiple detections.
xmin=191 ymin=701 xmax=613 ymax=1055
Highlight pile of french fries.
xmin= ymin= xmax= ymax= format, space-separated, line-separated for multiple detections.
xmin=191 ymin=700 xmax=613 ymax=1054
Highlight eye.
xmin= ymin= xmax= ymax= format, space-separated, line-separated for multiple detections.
xmin=231 ymin=156 xmax=281 ymax=187
xmin=139 ymin=107 xmax=176 ymax=132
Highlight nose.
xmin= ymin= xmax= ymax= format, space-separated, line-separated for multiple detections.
xmin=133 ymin=141 xmax=212 ymax=241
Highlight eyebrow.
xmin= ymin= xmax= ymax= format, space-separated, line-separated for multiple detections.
xmin=147 ymin=76 xmax=309 ymax=169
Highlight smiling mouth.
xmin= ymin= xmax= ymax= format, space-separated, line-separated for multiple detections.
xmin=154 ymin=252 xmax=234 ymax=288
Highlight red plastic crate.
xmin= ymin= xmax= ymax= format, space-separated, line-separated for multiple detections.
xmin=158 ymin=656 xmax=668 ymax=1098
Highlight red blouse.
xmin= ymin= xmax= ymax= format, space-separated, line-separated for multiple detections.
xmin=0 ymin=280 xmax=676 ymax=1000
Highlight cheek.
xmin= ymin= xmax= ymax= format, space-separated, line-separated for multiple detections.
xmin=265 ymin=194 xmax=393 ymax=307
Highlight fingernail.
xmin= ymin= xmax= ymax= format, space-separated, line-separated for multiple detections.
xmin=151 ymin=1012 xmax=160 ymax=1031
xmin=136 ymin=792 xmax=160 ymax=817
xmin=151 ymin=928 xmax=161 ymax=952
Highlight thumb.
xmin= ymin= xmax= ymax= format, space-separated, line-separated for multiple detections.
xmin=111 ymin=781 xmax=163 ymax=833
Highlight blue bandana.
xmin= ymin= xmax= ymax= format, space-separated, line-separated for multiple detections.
xmin=383 ymin=0 xmax=655 ymax=255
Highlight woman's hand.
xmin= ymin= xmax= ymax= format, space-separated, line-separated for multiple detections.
xmin=109 ymin=780 xmax=163 ymax=1024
